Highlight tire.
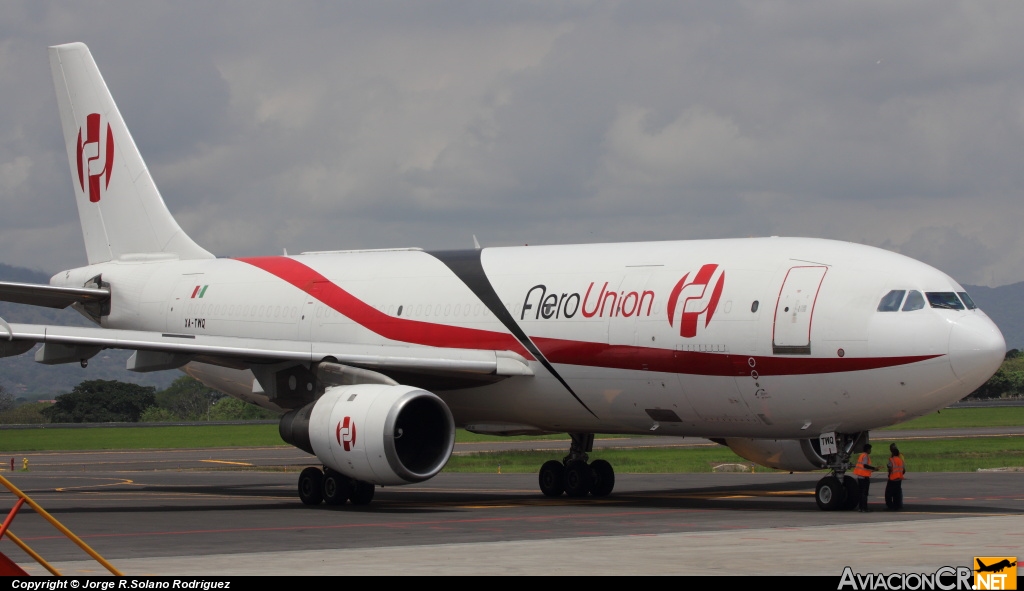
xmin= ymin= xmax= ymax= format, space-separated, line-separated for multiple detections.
xmin=298 ymin=467 xmax=324 ymax=506
xmin=589 ymin=459 xmax=615 ymax=497
xmin=842 ymin=476 xmax=860 ymax=510
xmin=323 ymin=471 xmax=353 ymax=506
xmin=539 ymin=460 xmax=565 ymax=497
xmin=350 ymin=480 xmax=375 ymax=505
xmin=815 ymin=476 xmax=842 ymax=511
xmin=564 ymin=460 xmax=592 ymax=498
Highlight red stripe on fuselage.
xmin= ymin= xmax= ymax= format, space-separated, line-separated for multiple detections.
xmin=237 ymin=256 xmax=941 ymax=377
xmin=531 ymin=337 xmax=940 ymax=376
xmin=237 ymin=256 xmax=532 ymax=358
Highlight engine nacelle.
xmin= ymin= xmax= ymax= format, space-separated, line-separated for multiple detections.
xmin=279 ymin=384 xmax=455 ymax=486
xmin=722 ymin=437 xmax=827 ymax=472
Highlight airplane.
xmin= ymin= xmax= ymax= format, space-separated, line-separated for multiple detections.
xmin=0 ymin=42 xmax=1006 ymax=510
xmin=976 ymin=559 xmax=1016 ymax=574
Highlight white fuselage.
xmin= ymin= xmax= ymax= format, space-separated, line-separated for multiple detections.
xmin=53 ymin=236 xmax=1005 ymax=440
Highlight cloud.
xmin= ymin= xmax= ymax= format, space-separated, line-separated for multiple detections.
xmin=1 ymin=2 xmax=1023 ymax=285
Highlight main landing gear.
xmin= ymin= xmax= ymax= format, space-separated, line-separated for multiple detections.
xmin=814 ymin=432 xmax=867 ymax=511
xmin=298 ymin=466 xmax=376 ymax=507
xmin=538 ymin=433 xmax=615 ymax=498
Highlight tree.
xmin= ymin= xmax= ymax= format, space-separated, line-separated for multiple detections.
xmin=0 ymin=385 xmax=13 ymax=413
xmin=208 ymin=397 xmax=279 ymax=420
xmin=42 ymin=380 xmax=157 ymax=423
xmin=155 ymin=376 xmax=222 ymax=420
xmin=967 ymin=352 xmax=1024 ymax=399
xmin=0 ymin=402 xmax=50 ymax=425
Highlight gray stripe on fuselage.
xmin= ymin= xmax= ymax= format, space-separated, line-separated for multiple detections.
xmin=427 ymin=249 xmax=597 ymax=418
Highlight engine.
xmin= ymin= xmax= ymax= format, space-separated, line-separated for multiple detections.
xmin=279 ymin=384 xmax=456 ymax=486
xmin=721 ymin=437 xmax=827 ymax=472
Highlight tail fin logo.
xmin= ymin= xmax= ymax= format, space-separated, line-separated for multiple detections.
xmin=667 ymin=264 xmax=725 ymax=338
xmin=76 ymin=113 xmax=114 ymax=203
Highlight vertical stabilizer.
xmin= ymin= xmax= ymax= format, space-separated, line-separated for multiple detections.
xmin=49 ymin=43 xmax=213 ymax=264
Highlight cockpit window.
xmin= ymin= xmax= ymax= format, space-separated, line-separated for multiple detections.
xmin=877 ymin=290 xmax=906 ymax=312
xmin=957 ymin=291 xmax=977 ymax=310
xmin=902 ymin=290 xmax=925 ymax=311
xmin=927 ymin=292 xmax=965 ymax=310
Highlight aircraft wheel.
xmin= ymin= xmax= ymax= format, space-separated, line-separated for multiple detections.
xmin=323 ymin=471 xmax=353 ymax=506
xmin=815 ymin=476 xmax=843 ymax=511
xmin=350 ymin=480 xmax=375 ymax=505
xmin=564 ymin=460 xmax=592 ymax=497
xmin=842 ymin=476 xmax=860 ymax=510
xmin=298 ymin=467 xmax=324 ymax=506
xmin=589 ymin=459 xmax=615 ymax=497
xmin=539 ymin=460 xmax=565 ymax=497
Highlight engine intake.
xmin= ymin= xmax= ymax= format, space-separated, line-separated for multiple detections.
xmin=280 ymin=384 xmax=455 ymax=485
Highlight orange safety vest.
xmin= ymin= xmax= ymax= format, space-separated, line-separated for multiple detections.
xmin=888 ymin=455 xmax=905 ymax=480
xmin=853 ymin=452 xmax=873 ymax=477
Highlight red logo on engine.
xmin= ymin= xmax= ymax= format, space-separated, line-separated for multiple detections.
xmin=336 ymin=416 xmax=356 ymax=451
xmin=76 ymin=113 xmax=114 ymax=203
xmin=667 ymin=264 xmax=725 ymax=338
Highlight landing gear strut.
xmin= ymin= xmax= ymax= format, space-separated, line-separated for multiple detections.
xmin=815 ymin=432 xmax=867 ymax=511
xmin=298 ymin=466 xmax=376 ymax=507
xmin=537 ymin=433 xmax=615 ymax=498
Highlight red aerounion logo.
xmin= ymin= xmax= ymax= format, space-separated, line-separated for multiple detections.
xmin=667 ymin=264 xmax=725 ymax=338
xmin=76 ymin=113 xmax=114 ymax=203
xmin=335 ymin=417 xmax=356 ymax=451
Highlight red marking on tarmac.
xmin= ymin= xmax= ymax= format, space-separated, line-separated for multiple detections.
xmin=15 ymin=508 xmax=713 ymax=542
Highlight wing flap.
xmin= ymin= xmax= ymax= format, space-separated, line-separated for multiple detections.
xmin=4 ymin=323 xmax=533 ymax=378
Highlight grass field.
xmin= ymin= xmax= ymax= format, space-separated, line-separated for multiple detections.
xmin=1 ymin=407 xmax=1021 ymax=473
xmin=879 ymin=407 xmax=1024 ymax=430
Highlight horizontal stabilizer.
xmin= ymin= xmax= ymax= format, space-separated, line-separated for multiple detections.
xmin=0 ymin=281 xmax=109 ymax=309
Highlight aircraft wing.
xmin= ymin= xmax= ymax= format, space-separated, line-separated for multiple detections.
xmin=0 ymin=322 xmax=533 ymax=378
xmin=0 ymin=281 xmax=109 ymax=309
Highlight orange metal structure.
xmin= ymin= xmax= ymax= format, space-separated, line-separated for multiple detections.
xmin=0 ymin=472 xmax=122 ymax=576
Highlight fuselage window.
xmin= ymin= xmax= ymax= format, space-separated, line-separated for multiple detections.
xmin=750 ymin=300 xmax=759 ymax=313
xmin=926 ymin=292 xmax=965 ymax=310
xmin=877 ymin=290 xmax=906 ymax=312
xmin=902 ymin=290 xmax=925 ymax=311
xmin=397 ymin=305 xmax=403 ymax=316
xmin=957 ymin=292 xmax=977 ymax=310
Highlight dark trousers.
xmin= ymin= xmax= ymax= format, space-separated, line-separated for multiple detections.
xmin=885 ymin=479 xmax=903 ymax=510
xmin=857 ymin=477 xmax=871 ymax=510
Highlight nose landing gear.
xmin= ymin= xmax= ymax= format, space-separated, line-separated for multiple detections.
xmin=815 ymin=432 xmax=867 ymax=511
xmin=537 ymin=433 xmax=615 ymax=498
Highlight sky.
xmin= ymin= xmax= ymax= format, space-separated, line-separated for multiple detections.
xmin=1 ymin=1 xmax=1023 ymax=286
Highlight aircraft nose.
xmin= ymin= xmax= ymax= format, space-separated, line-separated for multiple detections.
xmin=948 ymin=313 xmax=1005 ymax=391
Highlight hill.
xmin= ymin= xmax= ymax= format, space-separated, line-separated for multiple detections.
xmin=0 ymin=264 xmax=178 ymax=396
xmin=962 ymin=283 xmax=1024 ymax=352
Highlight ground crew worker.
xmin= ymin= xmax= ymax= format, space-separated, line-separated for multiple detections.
xmin=886 ymin=443 xmax=906 ymax=510
xmin=853 ymin=443 xmax=878 ymax=512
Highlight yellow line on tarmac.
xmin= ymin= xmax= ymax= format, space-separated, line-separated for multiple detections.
xmin=199 ymin=459 xmax=255 ymax=466
xmin=55 ymin=478 xmax=134 ymax=492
